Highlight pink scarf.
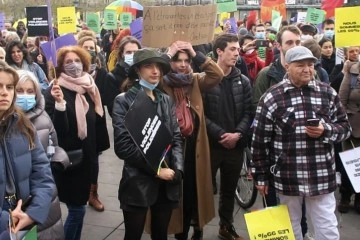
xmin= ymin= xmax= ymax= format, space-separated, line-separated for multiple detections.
xmin=58 ymin=72 xmax=104 ymax=140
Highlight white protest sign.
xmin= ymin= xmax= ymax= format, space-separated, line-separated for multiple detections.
xmin=297 ymin=12 xmax=307 ymax=23
xmin=339 ymin=147 xmax=360 ymax=193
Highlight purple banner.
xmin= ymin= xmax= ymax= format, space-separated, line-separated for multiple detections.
xmin=130 ymin=18 xmax=143 ymax=42
xmin=47 ymin=0 xmax=56 ymax=67
xmin=0 ymin=13 xmax=4 ymax=30
xmin=223 ymin=17 xmax=238 ymax=34
xmin=40 ymin=34 xmax=77 ymax=67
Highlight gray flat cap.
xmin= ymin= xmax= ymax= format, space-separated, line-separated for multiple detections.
xmin=238 ymin=28 xmax=248 ymax=36
xmin=285 ymin=46 xmax=318 ymax=63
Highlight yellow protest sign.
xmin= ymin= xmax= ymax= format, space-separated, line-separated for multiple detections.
xmin=245 ymin=205 xmax=295 ymax=240
xmin=335 ymin=6 xmax=360 ymax=48
xmin=214 ymin=26 xmax=223 ymax=34
xmin=57 ymin=7 xmax=77 ymax=34
xmin=13 ymin=18 xmax=27 ymax=28
xmin=219 ymin=12 xmax=230 ymax=26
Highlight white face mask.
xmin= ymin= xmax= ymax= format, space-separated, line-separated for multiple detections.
xmin=301 ymin=35 xmax=313 ymax=41
xmin=245 ymin=49 xmax=255 ymax=55
xmin=40 ymin=41 xmax=47 ymax=45
xmin=124 ymin=53 xmax=134 ymax=66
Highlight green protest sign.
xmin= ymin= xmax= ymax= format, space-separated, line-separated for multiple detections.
xmin=104 ymin=8 xmax=117 ymax=30
xmin=216 ymin=0 xmax=237 ymax=13
xmin=305 ymin=8 xmax=325 ymax=24
xmin=272 ymin=10 xmax=280 ymax=21
xmin=120 ymin=12 xmax=132 ymax=28
xmin=86 ymin=13 xmax=100 ymax=33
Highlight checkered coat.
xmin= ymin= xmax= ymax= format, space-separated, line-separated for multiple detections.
xmin=251 ymin=77 xmax=351 ymax=196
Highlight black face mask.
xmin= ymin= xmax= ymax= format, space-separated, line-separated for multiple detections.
xmin=88 ymin=50 xmax=97 ymax=64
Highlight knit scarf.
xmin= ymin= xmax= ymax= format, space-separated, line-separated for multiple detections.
xmin=58 ymin=73 xmax=104 ymax=140
xmin=242 ymin=50 xmax=260 ymax=83
xmin=163 ymin=71 xmax=194 ymax=88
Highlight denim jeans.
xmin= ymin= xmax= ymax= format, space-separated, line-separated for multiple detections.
xmin=64 ymin=204 xmax=86 ymax=240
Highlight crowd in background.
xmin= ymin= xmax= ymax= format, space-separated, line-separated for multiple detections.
xmin=0 ymin=14 xmax=359 ymax=240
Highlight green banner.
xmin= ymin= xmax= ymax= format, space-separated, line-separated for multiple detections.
xmin=86 ymin=13 xmax=100 ymax=33
xmin=305 ymin=8 xmax=325 ymax=24
xmin=120 ymin=12 xmax=132 ymax=28
xmin=104 ymin=8 xmax=117 ymax=30
xmin=216 ymin=0 xmax=237 ymax=13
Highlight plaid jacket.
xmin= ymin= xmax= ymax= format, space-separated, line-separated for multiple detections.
xmin=251 ymin=77 xmax=351 ymax=196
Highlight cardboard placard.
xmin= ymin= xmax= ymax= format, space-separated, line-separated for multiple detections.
xmin=216 ymin=0 xmax=237 ymax=13
xmin=86 ymin=12 xmax=100 ymax=33
xmin=339 ymin=147 xmax=360 ymax=193
xmin=335 ymin=6 xmax=360 ymax=48
xmin=305 ymin=8 xmax=325 ymax=25
xmin=142 ymin=5 xmax=217 ymax=48
xmin=57 ymin=7 xmax=76 ymax=34
xmin=26 ymin=6 xmax=49 ymax=37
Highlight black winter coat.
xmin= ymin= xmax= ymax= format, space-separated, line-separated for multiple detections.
xmin=203 ymin=67 xmax=253 ymax=148
xmin=44 ymin=86 xmax=109 ymax=205
xmin=104 ymin=61 xmax=130 ymax=117
xmin=321 ymin=53 xmax=336 ymax=75
xmin=112 ymin=86 xmax=183 ymax=207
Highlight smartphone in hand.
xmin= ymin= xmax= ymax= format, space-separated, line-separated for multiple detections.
xmin=255 ymin=39 xmax=269 ymax=48
xmin=306 ymin=118 xmax=320 ymax=126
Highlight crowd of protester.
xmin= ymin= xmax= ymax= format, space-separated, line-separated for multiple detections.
xmin=0 ymin=15 xmax=359 ymax=240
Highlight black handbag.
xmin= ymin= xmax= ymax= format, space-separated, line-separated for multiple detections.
xmin=66 ymin=149 xmax=83 ymax=170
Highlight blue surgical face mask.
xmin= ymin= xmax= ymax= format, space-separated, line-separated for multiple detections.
xmin=255 ymin=32 xmax=265 ymax=40
xmin=64 ymin=62 xmax=83 ymax=78
xmin=324 ymin=30 xmax=334 ymax=40
xmin=139 ymin=78 xmax=158 ymax=91
xmin=124 ymin=53 xmax=134 ymax=66
xmin=16 ymin=94 xmax=36 ymax=112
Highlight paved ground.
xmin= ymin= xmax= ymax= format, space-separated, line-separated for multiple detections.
xmin=60 ymin=113 xmax=359 ymax=240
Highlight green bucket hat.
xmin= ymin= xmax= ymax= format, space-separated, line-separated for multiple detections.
xmin=128 ymin=48 xmax=171 ymax=79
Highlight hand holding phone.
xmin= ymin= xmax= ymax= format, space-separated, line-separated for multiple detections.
xmin=306 ymin=118 xmax=320 ymax=126
xmin=255 ymin=39 xmax=269 ymax=48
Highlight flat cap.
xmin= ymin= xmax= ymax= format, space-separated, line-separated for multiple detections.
xmin=285 ymin=46 xmax=318 ymax=63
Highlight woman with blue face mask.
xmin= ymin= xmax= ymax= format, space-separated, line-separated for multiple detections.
xmin=104 ymin=36 xmax=141 ymax=117
xmin=15 ymin=70 xmax=67 ymax=240
xmin=112 ymin=48 xmax=183 ymax=240
xmin=43 ymin=46 xmax=109 ymax=240
xmin=0 ymin=62 xmax=54 ymax=240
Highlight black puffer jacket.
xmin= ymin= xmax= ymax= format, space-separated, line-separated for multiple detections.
xmin=112 ymin=85 xmax=183 ymax=207
xmin=203 ymin=67 xmax=253 ymax=148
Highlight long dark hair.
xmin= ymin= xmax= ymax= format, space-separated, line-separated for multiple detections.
xmin=5 ymin=40 xmax=33 ymax=66
xmin=0 ymin=61 xmax=35 ymax=149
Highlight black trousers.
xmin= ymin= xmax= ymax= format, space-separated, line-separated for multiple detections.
xmin=210 ymin=147 xmax=243 ymax=226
